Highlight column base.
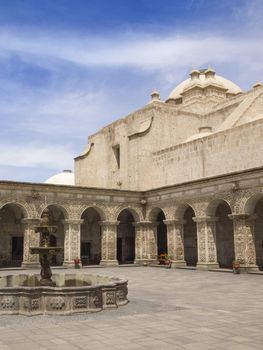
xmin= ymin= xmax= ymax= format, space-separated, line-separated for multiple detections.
xmin=172 ymin=260 xmax=187 ymax=268
xmin=240 ymin=264 xmax=259 ymax=272
xmin=100 ymin=260 xmax=119 ymax=267
xmin=196 ymin=262 xmax=219 ymax=270
xmin=21 ymin=261 xmax=40 ymax=269
xmin=134 ymin=259 xmax=156 ymax=266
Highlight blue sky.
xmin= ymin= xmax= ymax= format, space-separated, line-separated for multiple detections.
xmin=0 ymin=0 xmax=263 ymax=183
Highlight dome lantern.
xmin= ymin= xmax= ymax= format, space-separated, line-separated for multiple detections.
xmin=150 ymin=89 xmax=161 ymax=102
xmin=205 ymin=66 xmax=215 ymax=79
xmin=190 ymin=69 xmax=200 ymax=80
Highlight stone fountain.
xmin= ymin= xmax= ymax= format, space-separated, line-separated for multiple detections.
xmin=0 ymin=209 xmax=128 ymax=316
xmin=30 ymin=208 xmax=63 ymax=286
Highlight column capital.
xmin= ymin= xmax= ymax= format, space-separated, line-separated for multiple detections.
xmin=62 ymin=219 xmax=84 ymax=225
xmin=163 ymin=219 xmax=186 ymax=225
xmin=21 ymin=218 xmax=40 ymax=225
xmin=228 ymin=213 xmax=257 ymax=221
xmin=132 ymin=221 xmax=154 ymax=227
xmin=193 ymin=216 xmax=218 ymax=223
xmin=99 ymin=220 xmax=120 ymax=227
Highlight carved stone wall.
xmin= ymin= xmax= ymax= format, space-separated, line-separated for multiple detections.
xmin=21 ymin=218 xmax=41 ymax=268
xmin=164 ymin=219 xmax=186 ymax=266
xmin=99 ymin=221 xmax=119 ymax=266
xmin=0 ymin=166 xmax=263 ymax=271
xmin=63 ymin=219 xmax=83 ymax=268
xmin=194 ymin=216 xmax=219 ymax=270
xmin=134 ymin=222 xmax=157 ymax=263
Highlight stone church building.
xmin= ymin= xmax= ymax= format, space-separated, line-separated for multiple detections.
xmin=1 ymin=68 xmax=263 ymax=271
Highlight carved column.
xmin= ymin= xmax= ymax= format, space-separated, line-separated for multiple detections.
xmin=133 ymin=221 xmax=157 ymax=264
xmin=21 ymin=218 xmax=41 ymax=269
xmin=99 ymin=221 xmax=119 ymax=266
xmin=62 ymin=219 xmax=83 ymax=268
xmin=229 ymin=214 xmax=258 ymax=271
xmin=194 ymin=216 xmax=219 ymax=270
xmin=163 ymin=219 xmax=186 ymax=267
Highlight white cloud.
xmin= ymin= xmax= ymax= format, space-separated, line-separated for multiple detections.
xmin=0 ymin=28 xmax=262 ymax=73
xmin=0 ymin=0 xmax=263 ymax=182
xmin=0 ymin=142 xmax=73 ymax=169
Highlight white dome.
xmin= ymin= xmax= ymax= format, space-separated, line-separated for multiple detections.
xmin=167 ymin=69 xmax=242 ymax=100
xmin=45 ymin=170 xmax=75 ymax=186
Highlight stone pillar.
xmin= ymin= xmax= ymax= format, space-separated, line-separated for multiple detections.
xmin=62 ymin=219 xmax=83 ymax=268
xmin=229 ymin=214 xmax=258 ymax=271
xmin=133 ymin=221 xmax=158 ymax=264
xmin=99 ymin=221 xmax=119 ymax=266
xmin=21 ymin=218 xmax=41 ymax=269
xmin=163 ymin=219 xmax=186 ymax=267
xmin=194 ymin=216 xmax=219 ymax=270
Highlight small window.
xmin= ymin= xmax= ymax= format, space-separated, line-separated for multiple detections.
xmin=113 ymin=145 xmax=120 ymax=169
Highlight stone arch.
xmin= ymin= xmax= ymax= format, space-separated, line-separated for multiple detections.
xmin=0 ymin=202 xmax=28 ymax=267
xmin=80 ymin=206 xmax=104 ymax=265
xmin=174 ymin=203 xmax=197 ymax=266
xmin=40 ymin=203 xmax=69 ymax=220
xmin=114 ymin=205 xmax=141 ymax=222
xmin=175 ymin=202 xmax=196 ymax=219
xmin=80 ymin=205 xmax=107 ymax=221
xmin=207 ymin=199 xmax=234 ymax=268
xmin=206 ymin=198 xmax=232 ymax=216
xmin=232 ymin=189 xmax=258 ymax=215
xmin=0 ymin=200 xmax=31 ymax=218
xmin=117 ymin=209 xmax=136 ymax=264
xmin=244 ymin=193 xmax=263 ymax=215
xmin=244 ymin=193 xmax=263 ymax=269
xmin=147 ymin=207 xmax=168 ymax=257
xmin=147 ymin=206 xmax=167 ymax=221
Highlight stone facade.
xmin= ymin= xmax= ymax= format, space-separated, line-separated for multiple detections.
xmin=75 ymin=69 xmax=263 ymax=191
xmin=0 ymin=68 xmax=263 ymax=271
xmin=1 ymin=166 xmax=263 ymax=270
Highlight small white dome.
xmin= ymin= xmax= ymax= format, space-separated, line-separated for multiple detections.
xmin=45 ymin=170 xmax=75 ymax=186
xmin=167 ymin=69 xmax=242 ymax=100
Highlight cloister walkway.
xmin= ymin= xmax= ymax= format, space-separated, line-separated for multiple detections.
xmin=0 ymin=267 xmax=262 ymax=350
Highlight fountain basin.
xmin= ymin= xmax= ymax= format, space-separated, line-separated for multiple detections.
xmin=0 ymin=273 xmax=128 ymax=316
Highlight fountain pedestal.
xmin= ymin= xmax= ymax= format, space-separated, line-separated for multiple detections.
xmin=29 ymin=208 xmax=64 ymax=286
xmin=30 ymin=247 xmax=63 ymax=285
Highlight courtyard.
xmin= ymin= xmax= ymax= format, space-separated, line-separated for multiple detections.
xmin=0 ymin=267 xmax=262 ymax=350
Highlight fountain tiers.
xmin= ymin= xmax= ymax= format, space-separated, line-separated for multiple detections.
xmin=0 ymin=273 xmax=128 ymax=315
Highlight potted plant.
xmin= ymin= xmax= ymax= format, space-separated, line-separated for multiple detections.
xmin=164 ymin=253 xmax=172 ymax=268
xmin=233 ymin=260 xmax=240 ymax=274
xmin=158 ymin=253 xmax=166 ymax=265
xmin=158 ymin=253 xmax=171 ymax=268
xmin=74 ymin=257 xmax=81 ymax=269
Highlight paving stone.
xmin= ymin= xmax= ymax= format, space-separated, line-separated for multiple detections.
xmin=0 ymin=267 xmax=262 ymax=350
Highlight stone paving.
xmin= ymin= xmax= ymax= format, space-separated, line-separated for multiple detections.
xmin=0 ymin=267 xmax=262 ymax=350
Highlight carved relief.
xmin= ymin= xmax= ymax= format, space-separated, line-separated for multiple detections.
xmin=74 ymin=296 xmax=87 ymax=309
xmin=116 ymin=286 xmax=127 ymax=302
xmin=49 ymin=296 xmax=65 ymax=310
xmin=89 ymin=292 xmax=101 ymax=308
xmin=197 ymin=221 xmax=206 ymax=263
xmin=0 ymin=296 xmax=16 ymax=310
xmin=105 ymin=291 xmax=115 ymax=305
xmin=31 ymin=298 xmax=40 ymax=310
